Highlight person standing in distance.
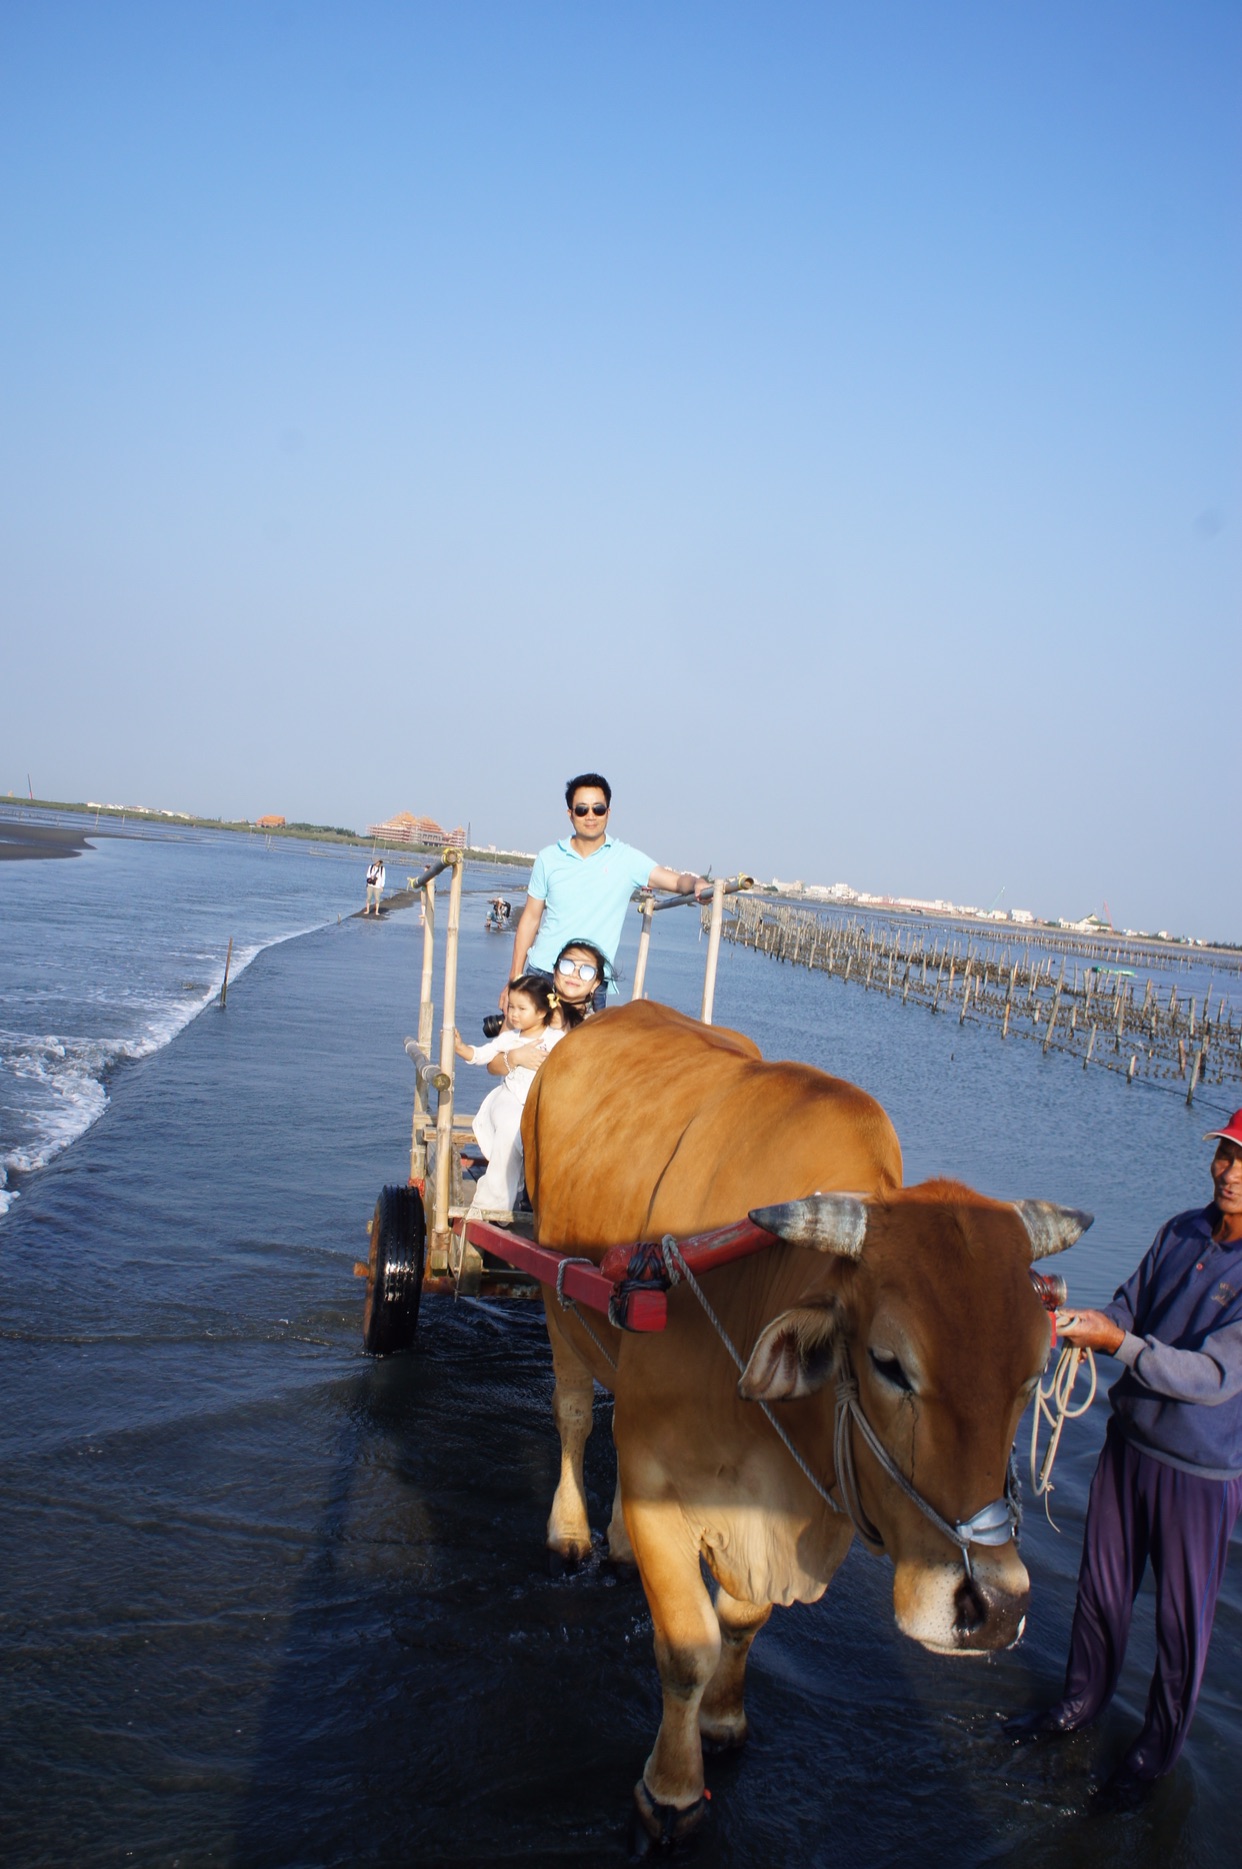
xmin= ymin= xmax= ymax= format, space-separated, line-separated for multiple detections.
xmin=365 ymin=855 xmax=385 ymax=916
xmin=502 ymin=773 xmax=710 ymax=1011
xmin=1006 ymin=1110 xmax=1242 ymax=1803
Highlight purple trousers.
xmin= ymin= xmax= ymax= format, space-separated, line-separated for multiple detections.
xmin=1057 ymin=1420 xmax=1242 ymax=1778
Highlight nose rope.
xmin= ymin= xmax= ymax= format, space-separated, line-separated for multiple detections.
xmin=660 ymin=1236 xmax=1020 ymax=1581
xmin=832 ymin=1362 xmax=1020 ymax=1581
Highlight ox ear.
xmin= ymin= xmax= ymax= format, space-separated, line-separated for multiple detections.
xmin=738 ymin=1303 xmax=840 ymax=1403
xmin=1013 ymin=1200 xmax=1094 ymax=1260
xmin=750 ymin=1194 xmax=869 ymax=1259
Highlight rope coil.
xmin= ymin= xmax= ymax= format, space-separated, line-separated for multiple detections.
xmin=1029 ymin=1344 xmax=1097 ymax=1529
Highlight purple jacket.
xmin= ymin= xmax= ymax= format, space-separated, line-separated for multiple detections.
xmin=1102 ymin=1205 xmax=1242 ymax=1480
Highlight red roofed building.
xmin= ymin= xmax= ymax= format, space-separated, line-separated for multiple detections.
xmin=367 ymin=810 xmax=466 ymax=849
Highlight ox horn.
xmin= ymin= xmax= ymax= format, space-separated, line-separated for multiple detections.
xmin=750 ymin=1194 xmax=870 ymax=1259
xmin=1013 ymin=1200 xmax=1094 ymax=1260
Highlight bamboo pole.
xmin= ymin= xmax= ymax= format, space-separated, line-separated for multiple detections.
xmin=410 ymin=877 xmax=437 ymax=1179
xmin=418 ymin=878 xmax=437 ymax=1057
xmin=701 ymin=879 xmax=726 ymax=1025
xmin=219 ymin=937 xmax=233 ymax=1008
xmin=1043 ymin=985 xmax=1062 ymax=1054
xmin=631 ymin=897 xmax=655 ymax=1001
xmin=431 ymin=851 xmax=465 ymax=1266
xmin=1186 ymin=1049 xmax=1203 ymax=1107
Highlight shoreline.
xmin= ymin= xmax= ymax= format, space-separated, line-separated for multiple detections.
xmin=0 ymin=797 xmax=532 ymax=868
xmin=0 ymin=821 xmax=96 ymax=861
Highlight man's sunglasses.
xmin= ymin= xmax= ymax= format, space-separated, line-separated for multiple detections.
xmin=556 ymin=956 xmax=600 ymax=982
xmin=572 ymin=803 xmax=609 ymax=817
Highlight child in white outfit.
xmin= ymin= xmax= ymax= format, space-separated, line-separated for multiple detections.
xmin=454 ymin=974 xmax=562 ymax=1214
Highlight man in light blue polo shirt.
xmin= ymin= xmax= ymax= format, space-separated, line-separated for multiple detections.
xmin=503 ymin=772 xmax=709 ymax=1008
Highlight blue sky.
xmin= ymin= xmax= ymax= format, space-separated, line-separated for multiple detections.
xmin=3 ymin=3 xmax=1238 ymax=936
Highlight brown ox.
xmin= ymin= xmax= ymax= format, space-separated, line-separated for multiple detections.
xmin=522 ymin=1002 xmax=1087 ymax=1840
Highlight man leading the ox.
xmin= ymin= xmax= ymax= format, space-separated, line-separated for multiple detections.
xmin=1008 ymin=1110 xmax=1242 ymax=1801
xmin=502 ymin=772 xmax=710 ymax=1011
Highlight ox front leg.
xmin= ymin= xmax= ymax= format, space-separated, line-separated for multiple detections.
xmin=545 ymin=1307 xmax=596 ymax=1565
xmin=698 ymin=1587 xmax=772 ymax=1752
xmin=623 ymin=1493 xmax=720 ymax=1842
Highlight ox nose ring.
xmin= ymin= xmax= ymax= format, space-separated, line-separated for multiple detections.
xmin=954 ymin=1497 xmax=1018 ymax=1550
xmin=951 ymin=1493 xmax=1020 ymax=1581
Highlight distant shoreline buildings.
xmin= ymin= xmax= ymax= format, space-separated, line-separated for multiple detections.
xmin=764 ymin=878 xmax=1190 ymax=944
xmin=367 ymin=809 xmax=466 ymax=850
xmin=11 ymin=792 xmax=1214 ymax=944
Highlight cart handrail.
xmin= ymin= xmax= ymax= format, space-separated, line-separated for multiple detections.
xmin=641 ymin=873 xmax=754 ymax=912
xmin=630 ymin=873 xmax=753 ymax=1010
xmin=411 ymin=852 xmax=459 ymax=889
xmin=403 ymin=1037 xmax=451 ymax=1093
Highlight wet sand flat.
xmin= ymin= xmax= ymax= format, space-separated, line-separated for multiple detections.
xmin=0 ymin=821 xmax=95 ymax=860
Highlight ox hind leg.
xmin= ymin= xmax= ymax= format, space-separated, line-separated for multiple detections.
xmin=544 ymin=1305 xmax=598 ymax=1565
xmin=698 ymin=1587 xmax=772 ymax=1752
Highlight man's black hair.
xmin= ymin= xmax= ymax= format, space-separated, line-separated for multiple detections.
xmin=565 ymin=772 xmax=611 ymax=809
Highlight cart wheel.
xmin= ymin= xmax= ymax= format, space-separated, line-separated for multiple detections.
xmin=362 ymin=1185 xmax=426 ymax=1356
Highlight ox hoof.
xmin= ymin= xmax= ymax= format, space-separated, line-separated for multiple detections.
xmin=547 ymin=1547 xmax=585 ymax=1579
xmin=630 ymin=1779 xmax=709 ymax=1850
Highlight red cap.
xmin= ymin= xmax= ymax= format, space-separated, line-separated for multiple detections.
xmin=1204 ymin=1109 xmax=1242 ymax=1147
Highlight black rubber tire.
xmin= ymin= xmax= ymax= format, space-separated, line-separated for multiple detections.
xmin=362 ymin=1184 xmax=426 ymax=1356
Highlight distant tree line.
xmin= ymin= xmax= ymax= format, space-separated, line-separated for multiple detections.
xmin=285 ymin=820 xmax=358 ymax=839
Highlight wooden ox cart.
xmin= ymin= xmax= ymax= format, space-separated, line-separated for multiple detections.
xmin=354 ymin=849 xmax=756 ymax=1353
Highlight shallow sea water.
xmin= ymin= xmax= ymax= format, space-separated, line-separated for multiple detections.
xmin=0 ymin=832 xmax=1238 ymax=1867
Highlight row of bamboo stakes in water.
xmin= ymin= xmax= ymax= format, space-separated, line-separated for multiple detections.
xmin=713 ymin=899 xmax=1242 ymax=1099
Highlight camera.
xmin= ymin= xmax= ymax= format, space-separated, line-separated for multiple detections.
xmin=481 ymin=1012 xmax=505 ymax=1040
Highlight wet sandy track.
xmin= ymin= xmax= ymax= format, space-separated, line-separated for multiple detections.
xmin=1 ymin=897 xmax=1237 ymax=1866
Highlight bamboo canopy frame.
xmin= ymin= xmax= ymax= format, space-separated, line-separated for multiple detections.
xmin=403 ymin=860 xmax=754 ymax=1264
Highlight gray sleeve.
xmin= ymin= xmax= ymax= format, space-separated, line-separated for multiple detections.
xmin=1100 ymin=1255 xmax=1147 ymax=1335
xmin=1114 ymin=1321 xmax=1242 ymax=1405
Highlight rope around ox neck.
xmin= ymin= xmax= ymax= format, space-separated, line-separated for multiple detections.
xmin=658 ymin=1238 xmax=844 ymax=1518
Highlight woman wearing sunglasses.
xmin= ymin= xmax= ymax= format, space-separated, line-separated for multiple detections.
xmin=485 ymin=941 xmax=610 ymax=1084
xmin=551 ymin=941 xmax=611 ymax=1022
